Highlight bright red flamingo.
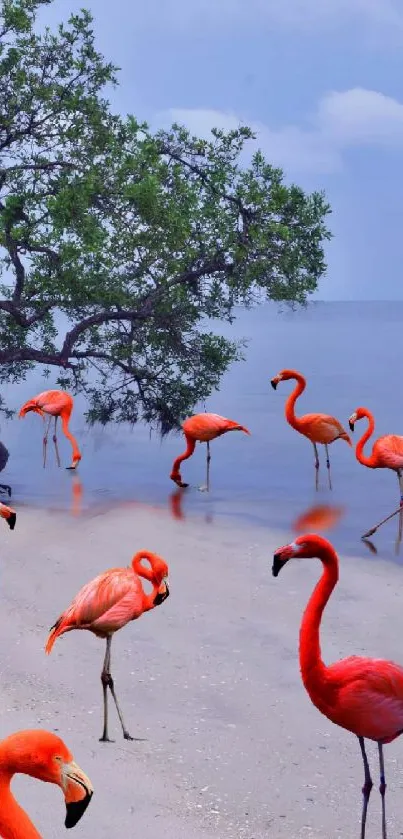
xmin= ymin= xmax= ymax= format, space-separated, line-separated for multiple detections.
xmin=19 ymin=389 xmax=81 ymax=469
xmin=170 ymin=412 xmax=250 ymax=491
xmin=349 ymin=406 xmax=403 ymax=541
xmin=271 ymin=369 xmax=351 ymax=489
xmin=0 ymin=729 xmax=93 ymax=838
xmin=45 ymin=550 xmax=169 ymax=743
xmin=272 ymin=533 xmax=403 ymax=839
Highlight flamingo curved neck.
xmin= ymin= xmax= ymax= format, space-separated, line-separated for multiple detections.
xmin=355 ymin=411 xmax=376 ymax=467
xmin=284 ymin=374 xmax=306 ymax=431
xmin=299 ymin=546 xmax=339 ymax=697
xmin=61 ymin=414 xmax=81 ymax=462
xmin=171 ymin=435 xmax=196 ymax=477
xmin=132 ymin=552 xmax=162 ymax=611
xmin=0 ymin=772 xmax=42 ymax=838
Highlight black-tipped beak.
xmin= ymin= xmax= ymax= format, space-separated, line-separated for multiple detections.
xmin=65 ymin=792 xmax=93 ymax=829
xmin=154 ymin=581 xmax=169 ymax=606
xmin=270 ymin=379 xmax=278 ymax=390
xmin=272 ymin=553 xmax=289 ymax=577
xmin=349 ymin=421 xmax=355 ymax=432
xmin=7 ymin=512 xmax=16 ymax=530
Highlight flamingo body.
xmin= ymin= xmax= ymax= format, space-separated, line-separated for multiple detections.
xmin=19 ymin=389 xmax=81 ymax=469
xmin=46 ymin=550 xmax=170 ymax=742
xmin=0 ymin=729 xmax=93 ymax=838
xmin=272 ymin=533 xmax=403 ymax=837
xmin=170 ymin=412 xmax=250 ymax=489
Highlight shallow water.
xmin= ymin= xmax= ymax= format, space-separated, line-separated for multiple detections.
xmin=4 ymin=300 xmax=403 ymax=563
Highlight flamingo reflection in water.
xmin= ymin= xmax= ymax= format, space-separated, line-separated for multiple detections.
xmin=292 ymin=504 xmax=345 ymax=534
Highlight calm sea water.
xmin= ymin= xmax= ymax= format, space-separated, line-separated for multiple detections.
xmin=4 ymin=301 xmax=403 ymax=562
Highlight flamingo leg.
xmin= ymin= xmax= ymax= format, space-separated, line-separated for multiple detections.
xmin=358 ymin=736 xmax=373 ymax=839
xmin=324 ymin=443 xmax=332 ymax=490
xmin=198 ymin=441 xmax=211 ymax=493
xmin=52 ymin=416 xmax=61 ymax=468
xmin=378 ymin=742 xmax=387 ymax=839
xmin=312 ymin=442 xmax=319 ymax=491
xmin=99 ymin=636 xmax=136 ymax=743
xmin=362 ymin=505 xmax=403 ymax=540
xmin=42 ymin=415 xmax=52 ymax=468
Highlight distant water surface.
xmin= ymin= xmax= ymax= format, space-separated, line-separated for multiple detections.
xmin=4 ymin=301 xmax=403 ymax=563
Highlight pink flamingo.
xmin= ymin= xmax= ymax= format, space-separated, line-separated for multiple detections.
xmin=170 ymin=412 xmax=250 ymax=491
xmin=45 ymin=550 xmax=169 ymax=742
xmin=19 ymin=389 xmax=81 ymax=469
xmin=349 ymin=406 xmax=403 ymax=541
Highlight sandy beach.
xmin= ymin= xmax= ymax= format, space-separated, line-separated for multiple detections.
xmin=1 ymin=503 xmax=403 ymax=839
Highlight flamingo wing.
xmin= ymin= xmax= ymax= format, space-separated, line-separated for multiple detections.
xmin=372 ymin=435 xmax=403 ymax=469
xmin=299 ymin=413 xmax=348 ymax=444
xmin=326 ymin=656 xmax=403 ymax=742
xmin=50 ymin=568 xmax=143 ymax=638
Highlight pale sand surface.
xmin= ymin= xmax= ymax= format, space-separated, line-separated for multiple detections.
xmin=1 ymin=504 xmax=403 ymax=838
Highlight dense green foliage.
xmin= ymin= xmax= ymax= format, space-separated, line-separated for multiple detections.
xmin=0 ymin=0 xmax=332 ymax=430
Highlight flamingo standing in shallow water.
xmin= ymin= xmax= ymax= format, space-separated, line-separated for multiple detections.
xmin=45 ymin=550 xmax=169 ymax=742
xmin=19 ymin=389 xmax=81 ymax=469
xmin=170 ymin=412 xmax=250 ymax=491
xmin=272 ymin=533 xmax=403 ymax=839
xmin=0 ymin=729 xmax=93 ymax=838
xmin=270 ymin=369 xmax=351 ymax=489
xmin=349 ymin=406 xmax=403 ymax=543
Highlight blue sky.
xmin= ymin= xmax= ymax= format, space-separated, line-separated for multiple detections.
xmin=40 ymin=0 xmax=403 ymax=300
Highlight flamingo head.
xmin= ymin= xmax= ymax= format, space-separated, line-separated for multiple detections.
xmin=270 ymin=369 xmax=295 ymax=389
xmin=66 ymin=453 xmax=81 ymax=471
xmin=0 ymin=730 xmax=93 ymax=828
xmin=348 ymin=407 xmax=366 ymax=432
xmin=272 ymin=533 xmax=333 ymax=576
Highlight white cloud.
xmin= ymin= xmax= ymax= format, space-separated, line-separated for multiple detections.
xmin=156 ymin=88 xmax=403 ymax=176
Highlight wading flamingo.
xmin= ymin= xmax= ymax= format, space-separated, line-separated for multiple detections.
xmin=0 ymin=501 xmax=16 ymax=530
xmin=45 ymin=550 xmax=169 ymax=743
xmin=170 ymin=412 xmax=250 ymax=491
xmin=349 ymin=407 xmax=403 ymax=543
xmin=272 ymin=533 xmax=403 ymax=839
xmin=0 ymin=729 xmax=93 ymax=838
xmin=19 ymin=389 xmax=81 ymax=470
xmin=270 ymin=369 xmax=351 ymax=490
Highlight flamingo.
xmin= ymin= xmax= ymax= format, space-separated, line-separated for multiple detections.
xmin=0 ymin=729 xmax=93 ymax=838
xmin=270 ymin=368 xmax=351 ymax=489
xmin=170 ymin=412 xmax=250 ymax=491
xmin=349 ymin=406 xmax=403 ymax=542
xmin=19 ymin=389 xmax=81 ymax=470
xmin=0 ymin=501 xmax=16 ymax=530
xmin=272 ymin=533 xmax=403 ymax=839
xmin=45 ymin=550 xmax=170 ymax=743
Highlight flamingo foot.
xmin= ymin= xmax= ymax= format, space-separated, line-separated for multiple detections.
xmin=99 ymin=734 xmax=115 ymax=743
xmin=198 ymin=484 xmax=209 ymax=492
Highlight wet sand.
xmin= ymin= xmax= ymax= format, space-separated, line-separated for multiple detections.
xmin=2 ymin=504 xmax=403 ymax=838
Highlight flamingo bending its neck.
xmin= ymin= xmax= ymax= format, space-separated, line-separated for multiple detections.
xmin=45 ymin=550 xmax=170 ymax=742
xmin=349 ymin=406 xmax=403 ymax=543
xmin=271 ymin=368 xmax=351 ymax=490
xmin=170 ymin=412 xmax=250 ymax=491
xmin=0 ymin=729 xmax=93 ymax=838
xmin=272 ymin=533 xmax=403 ymax=839
xmin=19 ymin=389 xmax=81 ymax=470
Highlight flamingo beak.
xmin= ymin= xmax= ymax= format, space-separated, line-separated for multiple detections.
xmin=270 ymin=378 xmax=278 ymax=390
xmin=63 ymin=760 xmax=93 ymax=828
xmin=154 ymin=577 xmax=170 ymax=605
xmin=349 ymin=420 xmax=355 ymax=432
xmin=272 ymin=542 xmax=298 ymax=577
